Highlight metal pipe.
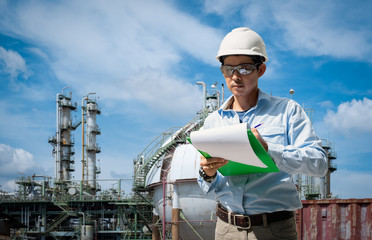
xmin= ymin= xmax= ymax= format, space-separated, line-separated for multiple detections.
xmin=82 ymin=97 xmax=87 ymax=183
xmin=135 ymin=207 xmax=137 ymax=239
xmin=162 ymin=166 xmax=171 ymax=239
xmin=172 ymin=184 xmax=180 ymax=209
xmin=56 ymin=93 xmax=61 ymax=180
xmin=196 ymin=81 xmax=206 ymax=110
xmin=80 ymin=180 xmax=83 ymax=201
xmin=221 ymin=83 xmax=225 ymax=104
xmin=79 ymin=211 xmax=86 ymax=235
xmin=172 ymin=184 xmax=180 ymax=240
xmin=94 ymin=220 xmax=98 ymax=240
xmin=118 ymin=179 xmax=121 ymax=197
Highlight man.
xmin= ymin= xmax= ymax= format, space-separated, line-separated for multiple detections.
xmin=198 ymin=27 xmax=328 ymax=240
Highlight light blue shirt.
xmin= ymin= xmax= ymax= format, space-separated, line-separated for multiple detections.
xmin=198 ymin=89 xmax=328 ymax=215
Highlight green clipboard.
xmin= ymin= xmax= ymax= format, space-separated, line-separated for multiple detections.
xmin=187 ymin=129 xmax=279 ymax=176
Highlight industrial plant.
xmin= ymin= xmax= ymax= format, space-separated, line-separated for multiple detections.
xmin=1 ymin=84 xmax=370 ymax=240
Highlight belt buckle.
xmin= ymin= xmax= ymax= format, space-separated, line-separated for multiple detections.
xmin=233 ymin=214 xmax=251 ymax=230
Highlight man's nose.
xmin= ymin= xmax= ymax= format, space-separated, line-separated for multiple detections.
xmin=231 ymin=70 xmax=242 ymax=80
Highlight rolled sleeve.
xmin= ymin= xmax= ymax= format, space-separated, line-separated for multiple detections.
xmin=268 ymin=142 xmax=284 ymax=164
xmin=197 ymin=173 xmax=221 ymax=194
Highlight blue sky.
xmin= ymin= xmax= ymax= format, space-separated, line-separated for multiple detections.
xmin=0 ymin=0 xmax=371 ymax=199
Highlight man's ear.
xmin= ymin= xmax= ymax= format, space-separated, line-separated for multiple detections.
xmin=258 ymin=63 xmax=266 ymax=78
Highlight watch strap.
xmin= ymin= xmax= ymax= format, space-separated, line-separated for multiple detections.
xmin=199 ymin=167 xmax=217 ymax=182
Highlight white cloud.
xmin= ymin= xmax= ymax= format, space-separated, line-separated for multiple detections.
xmin=1 ymin=179 xmax=16 ymax=192
xmin=27 ymin=47 xmax=49 ymax=61
xmin=0 ymin=46 xmax=31 ymax=80
xmin=113 ymin=68 xmax=203 ymax=115
xmin=204 ymin=0 xmax=372 ymax=62
xmin=0 ymin=100 xmax=55 ymax=140
xmin=324 ymin=98 xmax=372 ymax=135
xmin=315 ymin=99 xmax=372 ymax=191
xmin=271 ymin=1 xmax=372 ymax=60
xmin=331 ymin=169 xmax=372 ymax=199
xmin=204 ymin=0 xmax=245 ymax=16
xmin=318 ymin=100 xmax=334 ymax=109
xmin=0 ymin=144 xmax=38 ymax=175
xmin=0 ymin=47 xmax=52 ymax=102
xmin=0 ymin=0 xmax=220 ymax=117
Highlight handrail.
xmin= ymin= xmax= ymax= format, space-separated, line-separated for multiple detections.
xmin=132 ymin=110 xmax=209 ymax=190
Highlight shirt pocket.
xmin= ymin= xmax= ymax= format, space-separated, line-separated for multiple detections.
xmin=258 ymin=126 xmax=285 ymax=145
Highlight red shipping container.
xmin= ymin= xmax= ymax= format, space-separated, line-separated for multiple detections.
xmin=296 ymin=199 xmax=372 ymax=240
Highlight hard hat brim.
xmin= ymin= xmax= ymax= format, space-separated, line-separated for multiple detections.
xmin=217 ymin=49 xmax=268 ymax=62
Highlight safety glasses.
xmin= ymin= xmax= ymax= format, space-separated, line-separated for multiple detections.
xmin=220 ymin=63 xmax=258 ymax=76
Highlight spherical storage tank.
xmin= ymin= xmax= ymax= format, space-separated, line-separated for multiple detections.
xmin=133 ymin=83 xmax=221 ymax=239
xmin=145 ymin=125 xmax=217 ymax=240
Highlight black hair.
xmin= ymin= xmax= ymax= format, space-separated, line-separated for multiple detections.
xmin=219 ymin=55 xmax=265 ymax=67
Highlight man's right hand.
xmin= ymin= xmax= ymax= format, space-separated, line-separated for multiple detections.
xmin=200 ymin=156 xmax=228 ymax=176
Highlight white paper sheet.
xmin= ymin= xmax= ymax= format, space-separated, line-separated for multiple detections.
xmin=190 ymin=123 xmax=267 ymax=168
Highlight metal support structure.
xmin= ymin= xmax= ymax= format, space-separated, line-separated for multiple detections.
xmin=171 ymin=208 xmax=180 ymax=240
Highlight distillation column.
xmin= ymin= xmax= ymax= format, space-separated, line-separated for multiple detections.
xmin=83 ymin=96 xmax=101 ymax=190
xmin=50 ymin=87 xmax=77 ymax=183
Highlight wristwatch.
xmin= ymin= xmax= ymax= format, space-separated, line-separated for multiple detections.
xmin=199 ymin=167 xmax=217 ymax=182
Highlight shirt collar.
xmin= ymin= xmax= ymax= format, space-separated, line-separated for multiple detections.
xmin=219 ymin=88 xmax=269 ymax=112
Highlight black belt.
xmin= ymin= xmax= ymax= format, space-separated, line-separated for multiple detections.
xmin=217 ymin=204 xmax=294 ymax=229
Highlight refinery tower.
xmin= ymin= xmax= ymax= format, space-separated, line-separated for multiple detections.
xmin=49 ymin=88 xmax=101 ymax=194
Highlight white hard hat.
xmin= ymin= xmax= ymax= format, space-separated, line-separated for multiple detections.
xmin=217 ymin=27 xmax=269 ymax=62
